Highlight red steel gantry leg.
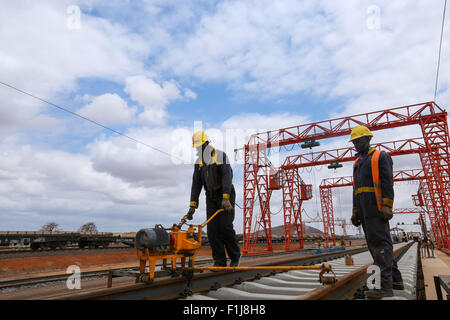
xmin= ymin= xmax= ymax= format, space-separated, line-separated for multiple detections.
xmin=282 ymin=168 xmax=305 ymax=250
xmin=319 ymin=186 xmax=336 ymax=248
xmin=243 ymin=140 xmax=273 ymax=255
xmin=419 ymin=114 xmax=450 ymax=249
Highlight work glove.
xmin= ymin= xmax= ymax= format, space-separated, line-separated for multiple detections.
xmin=381 ymin=206 xmax=393 ymax=222
xmin=187 ymin=207 xmax=196 ymax=220
xmin=221 ymin=198 xmax=233 ymax=211
xmin=351 ymin=213 xmax=361 ymax=227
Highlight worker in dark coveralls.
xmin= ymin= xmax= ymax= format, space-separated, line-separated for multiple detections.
xmin=187 ymin=130 xmax=241 ymax=267
xmin=350 ymin=126 xmax=404 ymax=299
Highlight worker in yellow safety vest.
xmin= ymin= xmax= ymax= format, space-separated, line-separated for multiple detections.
xmin=350 ymin=126 xmax=404 ymax=299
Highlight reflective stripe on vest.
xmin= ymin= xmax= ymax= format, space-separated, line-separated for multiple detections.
xmin=353 ymin=149 xmax=383 ymax=211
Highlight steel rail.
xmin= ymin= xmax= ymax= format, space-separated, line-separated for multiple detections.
xmin=0 ymin=255 xmax=215 ymax=291
xmin=297 ymin=241 xmax=414 ymax=300
xmin=45 ymin=246 xmax=370 ymax=300
xmin=0 ymin=248 xmax=321 ymax=292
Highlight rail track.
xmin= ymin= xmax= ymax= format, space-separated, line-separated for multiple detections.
xmin=0 ymin=242 xmax=418 ymax=300
xmin=0 ymin=246 xmax=361 ymax=299
xmin=28 ymin=246 xmax=373 ymax=299
xmin=182 ymin=241 xmax=416 ymax=301
xmin=0 ymin=247 xmax=319 ymax=293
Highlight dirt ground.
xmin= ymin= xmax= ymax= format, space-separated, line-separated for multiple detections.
xmin=0 ymin=241 xmax=365 ymax=278
xmin=0 ymin=248 xmax=218 ymax=278
xmin=0 ymin=251 xmax=138 ymax=277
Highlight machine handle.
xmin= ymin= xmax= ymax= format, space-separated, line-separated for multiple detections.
xmin=201 ymin=209 xmax=224 ymax=228
xmin=177 ymin=209 xmax=224 ymax=230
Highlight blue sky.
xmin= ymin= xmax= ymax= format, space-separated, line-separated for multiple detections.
xmin=0 ymin=0 xmax=448 ymax=235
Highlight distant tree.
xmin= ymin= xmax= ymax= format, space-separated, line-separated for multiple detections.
xmin=78 ymin=222 xmax=98 ymax=233
xmin=40 ymin=222 xmax=60 ymax=232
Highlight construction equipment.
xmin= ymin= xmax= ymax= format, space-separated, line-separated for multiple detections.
xmin=134 ymin=209 xmax=336 ymax=285
xmin=345 ymin=254 xmax=354 ymax=266
xmin=300 ymin=183 xmax=313 ymax=200
xmin=327 ymin=161 xmax=343 ymax=170
xmin=301 ymin=138 xmax=320 ymax=149
xmin=269 ymin=169 xmax=282 ymax=190
xmin=134 ymin=209 xmax=224 ymax=283
xmin=240 ymin=102 xmax=449 ymax=254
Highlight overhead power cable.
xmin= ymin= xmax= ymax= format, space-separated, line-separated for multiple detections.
xmin=0 ymin=80 xmax=181 ymax=161
xmin=434 ymin=0 xmax=447 ymax=102
xmin=270 ymin=205 xmax=283 ymax=216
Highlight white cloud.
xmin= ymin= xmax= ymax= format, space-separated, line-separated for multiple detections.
xmin=147 ymin=0 xmax=449 ymax=110
xmin=87 ymin=126 xmax=193 ymax=186
xmin=184 ymin=88 xmax=197 ymax=100
xmin=124 ymin=75 xmax=196 ymax=125
xmin=125 ymin=76 xmax=181 ymax=109
xmin=0 ymin=137 xmax=192 ymax=231
xmin=78 ymin=93 xmax=137 ymax=124
xmin=0 ymin=1 xmax=149 ymax=129
xmin=221 ymin=112 xmax=310 ymax=132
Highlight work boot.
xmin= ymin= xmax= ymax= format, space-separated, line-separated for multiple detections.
xmin=393 ymin=282 xmax=405 ymax=290
xmin=365 ymin=288 xmax=394 ymax=299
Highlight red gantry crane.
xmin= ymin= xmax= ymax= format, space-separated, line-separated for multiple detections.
xmin=241 ymin=102 xmax=449 ymax=255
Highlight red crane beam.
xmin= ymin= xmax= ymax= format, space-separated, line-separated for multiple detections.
xmin=319 ymin=169 xmax=425 ymax=189
xmin=246 ymin=101 xmax=444 ymax=149
xmin=393 ymin=208 xmax=426 ymax=214
xmin=282 ymin=138 xmax=425 ymax=170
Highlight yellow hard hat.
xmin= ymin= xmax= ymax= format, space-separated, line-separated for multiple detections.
xmin=192 ymin=130 xmax=210 ymax=148
xmin=349 ymin=125 xmax=373 ymax=142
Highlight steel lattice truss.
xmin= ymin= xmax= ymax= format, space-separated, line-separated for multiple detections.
xmin=393 ymin=208 xmax=427 ymax=214
xmin=282 ymin=139 xmax=426 ymax=169
xmin=319 ymin=169 xmax=425 ymax=188
xmin=242 ymin=101 xmax=449 ymax=255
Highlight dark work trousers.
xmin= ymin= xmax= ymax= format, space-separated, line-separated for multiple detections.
xmin=356 ymin=193 xmax=403 ymax=289
xmin=206 ymin=189 xmax=241 ymax=265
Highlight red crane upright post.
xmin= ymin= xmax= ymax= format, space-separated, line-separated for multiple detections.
xmin=419 ymin=113 xmax=450 ymax=249
xmin=319 ymin=186 xmax=336 ymax=247
xmin=282 ymin=168 xmax=306 ymax=250
xmin=293 ymin=169 xmax=306 ymax=250
xmin=281 ymin=169 xmax=295 ymax=250
xmin=243 ymin=141 xmax=273 ymax=255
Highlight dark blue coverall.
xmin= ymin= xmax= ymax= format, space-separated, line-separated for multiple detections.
xmin=353 ymin=147 xmax=403 ymax=289
xmin=190 ymin=148 xmax=241 ymax=265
